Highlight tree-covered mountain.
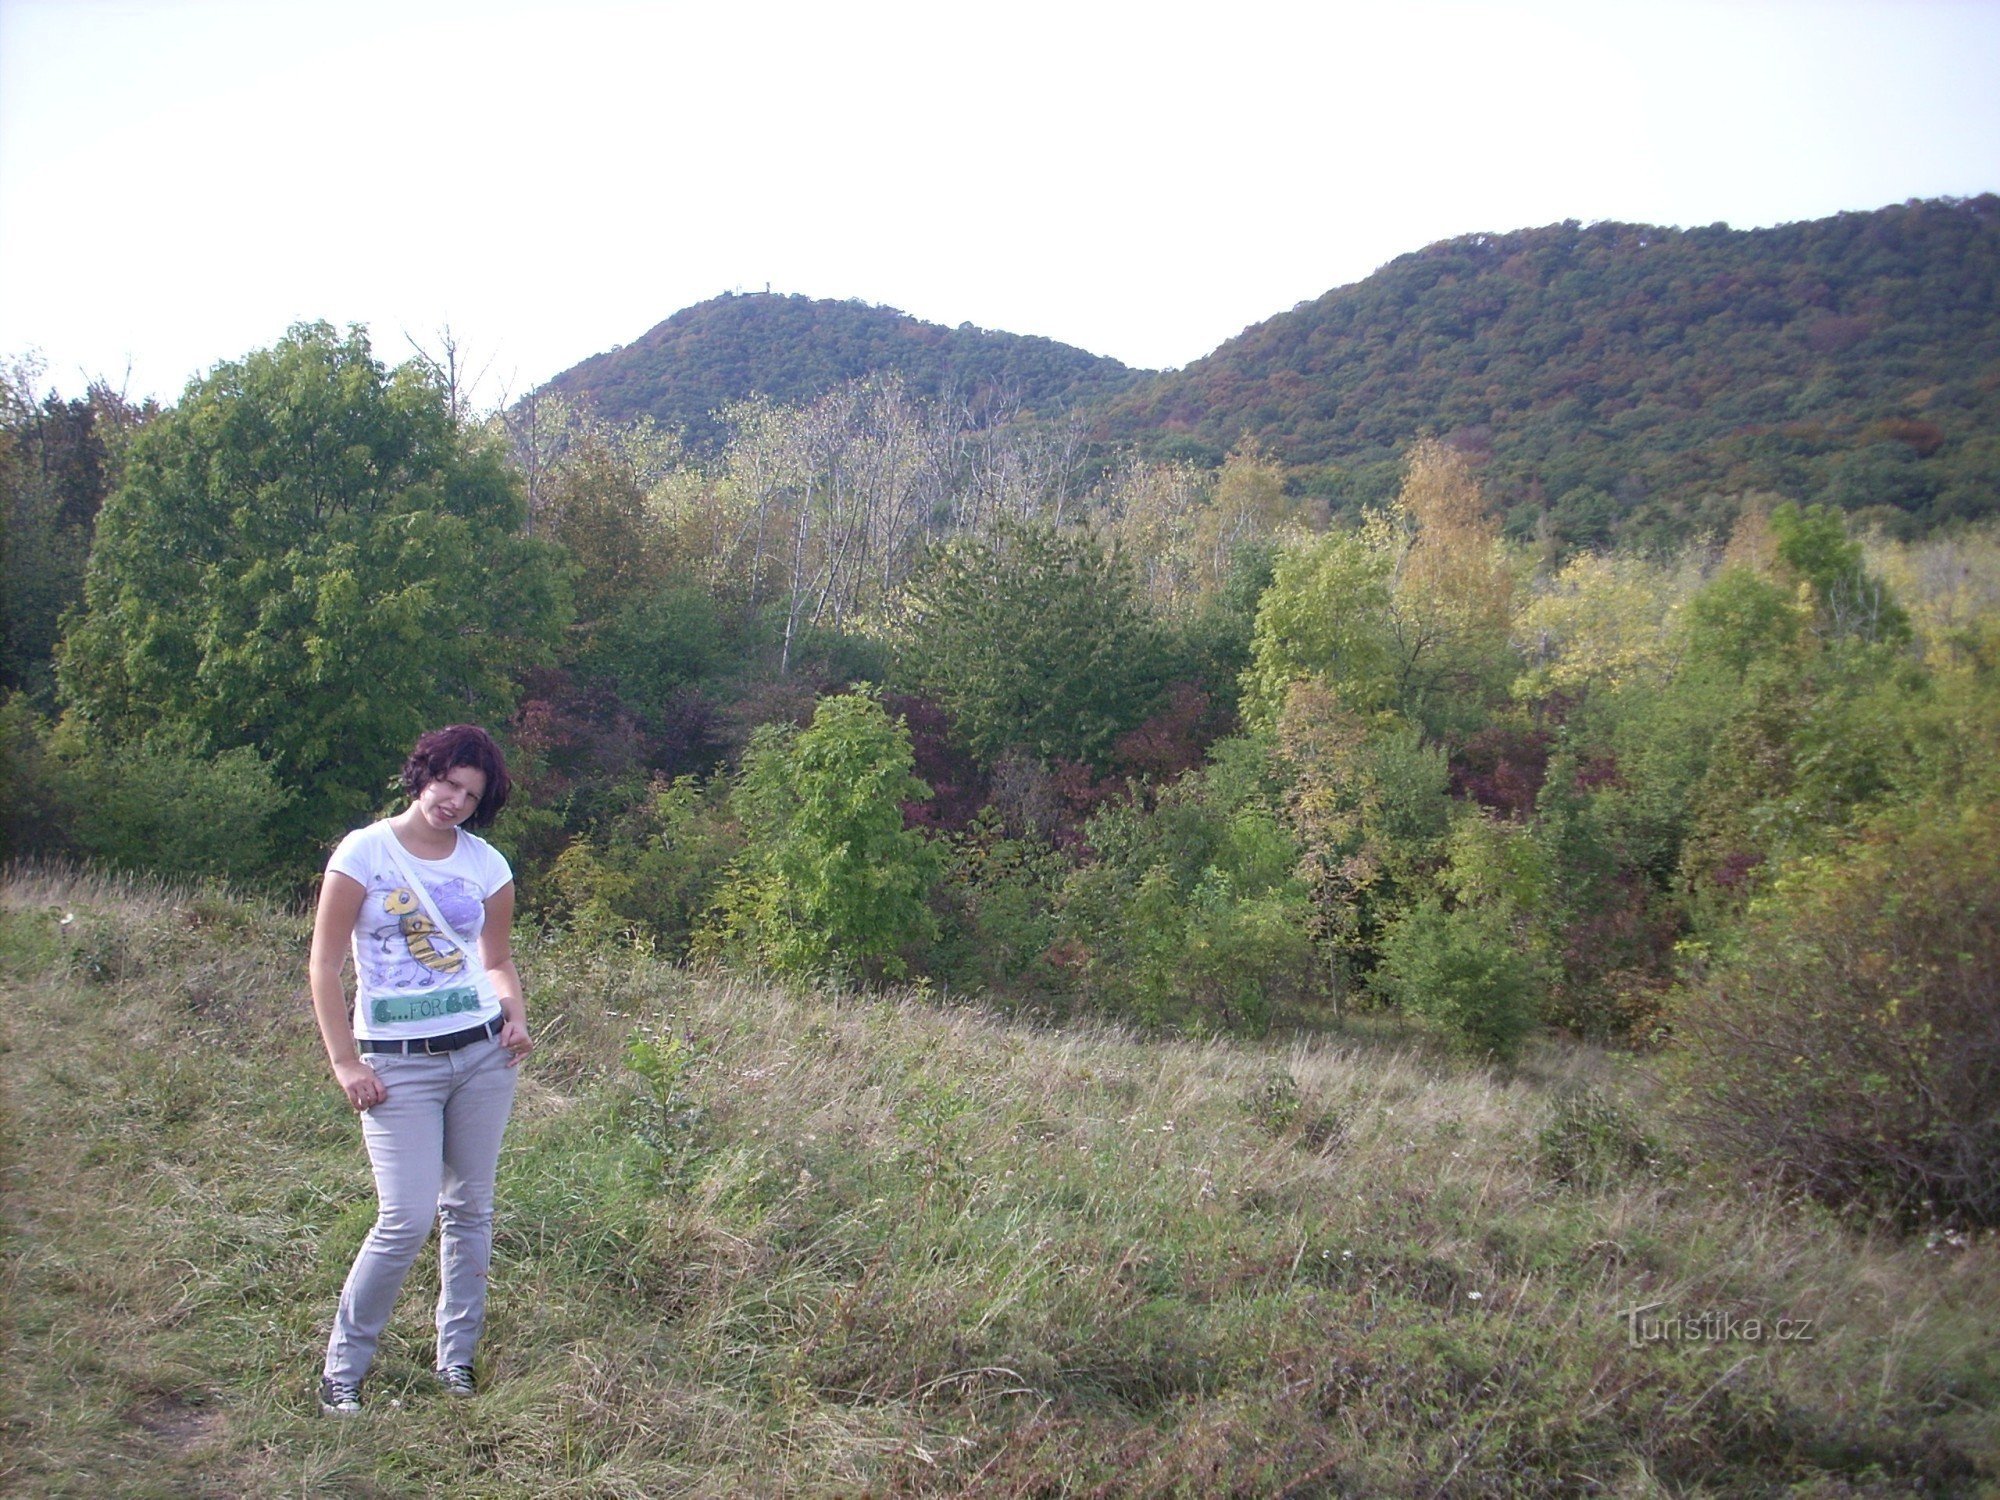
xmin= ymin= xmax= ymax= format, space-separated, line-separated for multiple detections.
xmin=542 ymin=292 xmax=1151 ymax=451
xmin=1097 ymin=197 xmax=2000 ymax=540
xmin=539 ymin=199 xmax=1999 ymax=542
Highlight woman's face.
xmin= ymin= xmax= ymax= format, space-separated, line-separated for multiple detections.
xmin=416 ymin=764 xmax=489 ymax=832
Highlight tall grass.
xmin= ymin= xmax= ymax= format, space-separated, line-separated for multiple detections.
xmin=3 ymin=869 xmax=1994 ymax=1496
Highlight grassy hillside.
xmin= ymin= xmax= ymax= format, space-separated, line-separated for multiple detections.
xmin=542 ymin=293 xmax=1150 ymax=453
xmin=3 ymin=869 xmax=1995 ymax=1497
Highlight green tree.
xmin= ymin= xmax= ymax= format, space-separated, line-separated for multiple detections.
xmin=1 ymin=363 xmax=149 ymax=702
xmin=1271 ymin=684 xmax=1450 ymax=1001
xmin=898 ymin=520 xmax=1166 ymax=768
xmin=709 ymin=689 xmax=938 ymax=981
xmin=1241 ymin=524 xmax=1397 ymax=727
xmin=1770 ymin=501 xmax=1912 ymax=646
xmin=1243 ymin=441 xmax=1516 ymax=737
xmin=57 ymin=323 xmax=567 ymax=845
xmin=1676 ymin=566 xmax=1803 ymax=679
xmin=518 ymin=401 xmax=682 ymax=635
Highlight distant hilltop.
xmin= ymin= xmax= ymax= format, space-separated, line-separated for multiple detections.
xmin=539 ymin=291 xmax=1150 ymax=452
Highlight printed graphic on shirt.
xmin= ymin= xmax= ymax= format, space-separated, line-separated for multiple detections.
xmin=371 ymin=985 xmax=482 ymax=1027
xmin=384 ymin=887 xmax=465 ymax=975
xmin=362 ymin=875 xmax=486 ymax=995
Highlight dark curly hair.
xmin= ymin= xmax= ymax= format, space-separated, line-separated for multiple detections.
xmin=400 ymin=724 xmax=511 ymax=830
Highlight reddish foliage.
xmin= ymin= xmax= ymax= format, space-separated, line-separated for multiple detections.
xmin=977 ymin=754 xmax=1134 ymax=854
xmin=1869 ymin=416 xmax=1947 ymax=458
xmin=1560 ymin=874 xmax=1681 ymax=980
xmin=635 ymin=685 xmax=724 ymax=780
xmin=1109 ymin=682 xmax=1218 ymax=785
xmin=1048 ymin=759 xmax=1130 ymax=847
xmin=1041 ymin=937 xmax=1090 ymax=977
xmin=1449 ymin=723 xmax=1551 ymax=819
xmin=712 ymin=678 xmax=821 ymax=762
xmin=881 ymin=691 xmax=990 ymax=834
xmin=1709 ymin=850 xmax=1766 ymax=889
xmin=513 ymin=667 xmax=727 ymax=793
xmin=1803 ymin=313 xmax=1872 ymax=354
xmin=1525 ymin=689 xmax=1580 ymax=728
xmin=1549 ymin=873 xmax=1684 ymax=1042
xmin=510 ymin=669 xmax=646 ymax=802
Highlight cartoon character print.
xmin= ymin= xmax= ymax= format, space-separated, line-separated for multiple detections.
xmin=384 ymin=887 xmax=464 ymax=975
xmin=365 ymin=875 xmax=486 ymax=993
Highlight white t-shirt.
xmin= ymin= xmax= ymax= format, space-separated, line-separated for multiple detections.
xmin=326 ymin=819 xmax=514 ymax=1041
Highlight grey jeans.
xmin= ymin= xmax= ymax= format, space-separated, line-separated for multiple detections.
xmin=323 ymin=1033 xmax=518 ymax=1384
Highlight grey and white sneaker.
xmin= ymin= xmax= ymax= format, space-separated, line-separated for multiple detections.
xmin=318 ymin=1376 xmax=363 ymax=1416
xmin=436 ymin=1364 xmax=477 ymax=1398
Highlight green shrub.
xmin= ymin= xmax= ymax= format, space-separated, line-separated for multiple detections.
xmin=707 ymin=689 xmax=938 ymax=982
xmin=3 ymin=702 xmax=293 ymax=882
xmin=0 ymin=694 xmax=65 ymax=863
xmin=1372 ymin=898 xmax=1540 ymax=1059
xmin=1054 ymin=751 xmax=1318 ymax=1034
xmin=625 ymin=1028 xmax=711 ymax=1190
xmin=57 ymin=735 xmax=293 ymax=882
xmin=1670 ymin=792 xmax=2000 ymax=1227
xmin=544 ymin=774 xmax=740 ymax=953
xmin=927 ymin=807 xmax=1065 ymax=994
xmin=1115 ymin=865 xmax=1316 ymax=1035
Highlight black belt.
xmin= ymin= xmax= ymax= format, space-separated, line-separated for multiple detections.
xmin=358 ymin=1016 xmax=503 ymax=1054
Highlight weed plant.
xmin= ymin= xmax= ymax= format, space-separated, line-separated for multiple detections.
xmin=3 ymin=868 xmax=1996 ymax=1496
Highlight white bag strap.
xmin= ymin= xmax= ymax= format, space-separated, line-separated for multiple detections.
xmin=380 ymin=829 xmax=478 ymax=959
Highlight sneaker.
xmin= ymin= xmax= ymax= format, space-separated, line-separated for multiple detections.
xmin=319 ymin=1376 xmax=363 ymax=1416
xmin=436 ymin=1364 xmax=477 ymax=1398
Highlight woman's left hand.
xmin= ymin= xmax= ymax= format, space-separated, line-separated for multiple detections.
xmin=499 ymin=1018 xmax=533 ymax=1066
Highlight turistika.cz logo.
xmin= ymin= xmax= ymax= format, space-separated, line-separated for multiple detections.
xmin=1619 ymin=1303 xmax=1816 ymax=1349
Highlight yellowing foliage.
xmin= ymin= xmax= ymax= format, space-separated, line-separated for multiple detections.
xmin=1243 ymin=440 xmax=1516 ymax=732
xmin=1092 ymin=456 xmax=1209 ymax=617
xmin=1096 ymin=441 xmax=1322 ymax=619
xmin=1389 ymin=438 xmax=1515 ymax=655
xmin=1863 ymin=525 xmax=2000 ymax=669
xmin=1516 ymin=552 xmax=1690 ymax=695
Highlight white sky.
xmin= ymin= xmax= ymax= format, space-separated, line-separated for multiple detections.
xmin=2 ymin=0 xmax=1997 ymax=409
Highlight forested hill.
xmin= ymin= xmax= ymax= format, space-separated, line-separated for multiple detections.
xmin=1096 ymin=196 xmax=2000 ymax=538
xmin=542 ymin=199 xmax=1998 ymax=540
xmin=541 ymin=292 xmax=1151 ymax=451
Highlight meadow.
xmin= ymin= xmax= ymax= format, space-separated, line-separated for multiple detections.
xmin=3 ymin=867 xmax=1994 ymax=1498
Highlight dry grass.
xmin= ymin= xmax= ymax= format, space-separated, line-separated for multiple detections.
xmin=3 ymin=867 xmax=1995 ymax=1496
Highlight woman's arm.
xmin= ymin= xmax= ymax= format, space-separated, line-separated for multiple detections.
xmin=310 ymin=870 xmax=384 ymax=1111
xmin=481 ymin=881 xmax=533 ymax=1066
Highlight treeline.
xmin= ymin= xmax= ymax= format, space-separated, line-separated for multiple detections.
xmin=4 ymin=320 xmax=1998 ymax=1227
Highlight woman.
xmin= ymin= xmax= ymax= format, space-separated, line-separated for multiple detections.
xmin=308 ymin=724 xmax=533 ymax=1416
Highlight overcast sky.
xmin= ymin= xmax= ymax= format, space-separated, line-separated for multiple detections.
xmin=2 ymin=0 xmax=1997 ymax=409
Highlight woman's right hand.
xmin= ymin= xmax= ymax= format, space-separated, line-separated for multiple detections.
xmin=333 ymin=1058 xmax=386 ymax=1112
